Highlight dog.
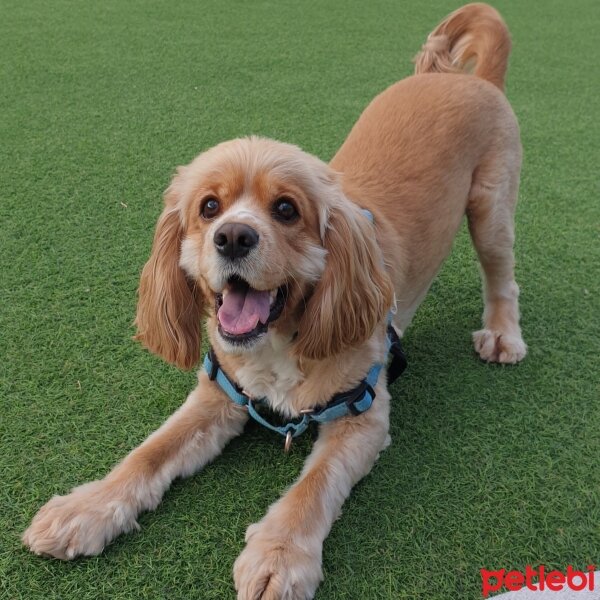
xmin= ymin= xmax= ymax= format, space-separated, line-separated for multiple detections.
xmin=23 ymin=3 xmax=526 ymax=598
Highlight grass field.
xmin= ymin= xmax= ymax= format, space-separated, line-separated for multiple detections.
xmin=1 ymin=0 xmax=599 ymax=598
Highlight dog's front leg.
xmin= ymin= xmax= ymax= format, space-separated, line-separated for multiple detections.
xmin=234 ymin=382 xmax=391 ymax=600
xmin=23 ymin=372 xmax=247 ymax=559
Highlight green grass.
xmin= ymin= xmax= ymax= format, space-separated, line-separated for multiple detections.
xmin=1 ymin=0 xmax=598 ymax=598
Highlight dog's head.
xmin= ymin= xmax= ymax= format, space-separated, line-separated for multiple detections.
xmin=135 ymin=137 xmax=392 ymax=369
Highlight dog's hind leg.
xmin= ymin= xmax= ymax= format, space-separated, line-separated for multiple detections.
xmin=467 ymin=152 xmax=527 ymax=364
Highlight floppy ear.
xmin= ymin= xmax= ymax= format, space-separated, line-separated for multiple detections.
xmin=134 ymin=172 xmax=203 ymax=369
xmin=294 ymin=199 xmax=394 ymax=360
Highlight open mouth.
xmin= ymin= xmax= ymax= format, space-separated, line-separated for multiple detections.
xmin=215 ymin=275 xmax=287 ymax=344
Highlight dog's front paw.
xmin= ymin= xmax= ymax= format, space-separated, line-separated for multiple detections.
xmin=234 ymin=522 xmax=323 ymax=600
xmin=22 ymin=480 xmax=138 ymax=560
xmin=473 ymin=329 xmax=527 ymax=364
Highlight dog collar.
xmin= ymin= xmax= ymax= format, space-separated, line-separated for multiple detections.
xmin=203 ymin=323 xmax=406 ymax=452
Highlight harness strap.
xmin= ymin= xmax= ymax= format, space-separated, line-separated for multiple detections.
xmin=204 ymin=347 xmax=248 ymax=406
xmin=204 ymin=348 xmax=382 ymax=438
xmin=203 ymin=325 xmax=406 ymax=446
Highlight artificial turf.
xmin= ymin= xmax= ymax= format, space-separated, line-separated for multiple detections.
xmin=1 ymin=0 xmax=598 ymax=598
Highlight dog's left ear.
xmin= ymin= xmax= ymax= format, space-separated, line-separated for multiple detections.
xmin=134 ymin=169 xmax=204 ymax=369
xmin=295 ymin=193 xmax=393 ymax=360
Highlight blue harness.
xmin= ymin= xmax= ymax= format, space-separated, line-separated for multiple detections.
xmin=203 ymin=324 xmax=406 ymax=450
xmin=203 ymin=209 xmax=408 ymax=450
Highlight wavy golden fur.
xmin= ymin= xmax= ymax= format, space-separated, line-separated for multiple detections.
xmin=24 ymin=5 xmax=526 ymax=599
xmin=135 ymin=194 xmax=204 ymax=370
xmin=294 ymin=198 xmax=393 ymax=360
xmin=414 ymin=2 xmax=511 ymax=91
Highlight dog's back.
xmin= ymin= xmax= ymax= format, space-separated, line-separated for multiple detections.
xmin=331 ymin=3 xmax=525 ymax=362
xmin=331 ymin=2 xmax=515 ymax=200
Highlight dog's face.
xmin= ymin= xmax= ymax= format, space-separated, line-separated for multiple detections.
xmin=177 ymin=139 xmax=329 ymax=353
xmin=135 ymin=137 xmax=392 ymax=368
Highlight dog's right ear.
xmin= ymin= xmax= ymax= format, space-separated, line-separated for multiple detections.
xmin=134 ymin=169 xmax=203 ymax=369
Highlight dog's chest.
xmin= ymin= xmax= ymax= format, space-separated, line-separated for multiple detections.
xmin=234 ymin=335 xmax=303 ymax=414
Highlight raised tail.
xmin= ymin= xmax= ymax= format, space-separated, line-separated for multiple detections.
xmin=413 ymin=3 xmax=511 ymax=92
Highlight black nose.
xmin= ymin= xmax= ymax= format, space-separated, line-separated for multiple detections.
xmin=213 ymin=222 xmax=259 ymax=259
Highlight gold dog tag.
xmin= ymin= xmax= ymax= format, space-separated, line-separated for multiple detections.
xmin=284 ymin=431 xmax=293 ymax=453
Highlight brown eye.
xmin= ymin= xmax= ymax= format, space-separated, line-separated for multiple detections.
xmin=272 ymin=198 xmax=298 ymax=223
xmin=201 ymin=197 xmax=220 ymax=220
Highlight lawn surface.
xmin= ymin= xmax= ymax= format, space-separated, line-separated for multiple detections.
xmin=1 ymin=0 xmax=598 ymax=598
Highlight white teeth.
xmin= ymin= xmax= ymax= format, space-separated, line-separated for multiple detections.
xmin=269 ymin=289 xmax=277 ymax=306
xmin=222 ymin=287 xmax=229 ymax=299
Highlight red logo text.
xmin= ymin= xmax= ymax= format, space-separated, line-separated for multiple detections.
xmin=480 ymin=565 xmax=596 ymax=597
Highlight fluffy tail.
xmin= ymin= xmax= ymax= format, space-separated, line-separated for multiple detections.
xmin=413 ymin=3 xmax=511 ymax=92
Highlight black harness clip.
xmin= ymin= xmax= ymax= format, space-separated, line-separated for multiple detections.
xmin=386 ymin=325 xmax=408 ymax=385
xmin=207 ymin=346 xmax=220 ymax=381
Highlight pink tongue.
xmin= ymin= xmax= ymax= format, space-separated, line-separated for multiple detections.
xmin=218 ymin=286 xmax=271 ymax=335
